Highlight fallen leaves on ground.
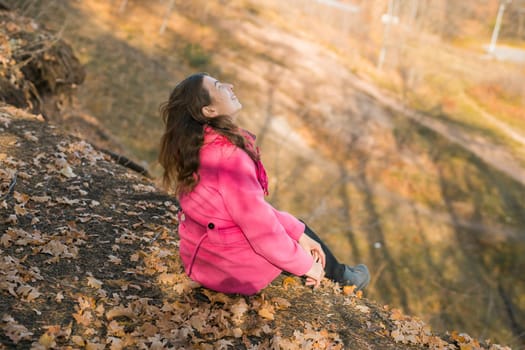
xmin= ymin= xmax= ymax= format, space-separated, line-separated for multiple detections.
xmin=0 ymin=102 xmax=514 ymax=349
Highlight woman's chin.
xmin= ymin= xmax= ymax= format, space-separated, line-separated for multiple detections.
xmin=231 ymin=105 xmax=242 ymax=119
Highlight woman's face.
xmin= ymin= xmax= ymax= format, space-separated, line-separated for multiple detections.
xmin=201 ymin=75 xmax=242 ymax=119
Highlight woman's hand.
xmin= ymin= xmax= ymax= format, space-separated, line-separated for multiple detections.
xmin=298 ymin=233 xmax=326 ymax=268
xmin=304 ymin=260 xmax=325 ymax=288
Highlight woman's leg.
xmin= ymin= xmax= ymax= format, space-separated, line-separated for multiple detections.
xmin=303 ymin=222 xmax=370 ymax=290
xmin=302 ymin=223 xmax=345 ymax=281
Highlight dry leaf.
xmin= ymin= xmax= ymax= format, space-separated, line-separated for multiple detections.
xmin=71 ymin=335 xmax=85 ymax=346
xmin=139 ymin=322 xmax=158 ymax=337
xmin=23 ymin=131 xmax=38 ymax=142
xmin=451 ymin=331 xmax=467 ymax=343
xmin=106 ymin=306 xmax=136 ymax=321
xmin=108 ymin=255 xmax=122 ymax=265
xmin=232 ymin=327 xmax=243 ymax=338
xmin=38 ymin=331 xmax=56 ymax=348
xmin=42 ymin=325 xmax=62 ymax=336
xmin=355 ymin=304 xmax=370 ymax=314
xmin=77 ymin=296 xmax=95 ymax=310
xmin=72 ymin=310 xmax=92 ymax=326
xmin=215 ymin=339 xmax=234 ymax=349
xmin=1 ymin=315 xmax=33 ymax=344
xmin=107 ymin=320 xmax=126 ymax=337
xmin=282 ymin=276 xmax=298 ymax=289
xmin=60 ymin=165 xmax=76 ymax=178
xmin=172 ymin=279 xmax=195 ymax=294
xmin=13 ymin=191 xmax=29 ymax=204
xmin=132 ymin=184 xmax=156 ymax=192
xmin=258 ymin=305 xmax=275 ymax=320
xmin=86 ymin=342 xmax=105 ymax=350
xmin=390 ymin=308 xmax=405 ymax=321
xmin=26 ymin=287 xmax=41 ymax=302
xmin=157 ymin=273 xmax=177 ymax=284
xmin=6 ymin=214 xmax=18 ymax=224
xmin=31 ymin=195 xmax=51 ymax=203
xmin=95 ymin=303 xmax=105 ymax=317
xmin=16 ymin=285 xmax=41 ymax=302
xmin=343 ymin=285 xmax=356 ymax=295
xmin=0 ymin=116 xmax=11 ymax=127
xmin=87 ymin=276 xmax=103 ymax=289
xmin=14 ymin=204 xmax=27 ymax=215
xmin=56 ymin=197 xmax=80 ymax=205
xmin=272 ymin=297 xmax=291 ymax=310
xmin=6 ymin=21 xmax=20 ymax=32
xmin=391 ymin=329 xmax=405 ymax=343
xmin=202 ymin=289 xmax=231 ymax=304
xmin=108 ymin=336 xmax=124 ymax=350
xmin=230 ymin=298 xmax=248 ymax=325
xmin=1 ymin=233 xmax=12 ymax=247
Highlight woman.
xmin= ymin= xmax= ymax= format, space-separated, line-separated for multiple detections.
xmin=159 ymin=73 xmax=369 ymax=295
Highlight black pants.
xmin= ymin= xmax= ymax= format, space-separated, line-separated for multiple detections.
xmin=302 ymin=222 xmax=346 ymax=283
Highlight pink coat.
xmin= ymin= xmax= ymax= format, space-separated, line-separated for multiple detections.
xmin=178 ymin=127 xmax=313 ymax=295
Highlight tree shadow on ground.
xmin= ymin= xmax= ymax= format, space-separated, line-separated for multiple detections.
xmin=393 ymin=114 xmax=525 ymax=347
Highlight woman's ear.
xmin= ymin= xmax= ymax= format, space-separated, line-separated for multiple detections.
xmin=202 ymin=105 xmax=216 ymax=118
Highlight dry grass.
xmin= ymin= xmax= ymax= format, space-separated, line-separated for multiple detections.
xmin=467 ymin=80 xmax=525 ymax=130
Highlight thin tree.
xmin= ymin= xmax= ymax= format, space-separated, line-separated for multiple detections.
xmin=378 ymin=0 xmax=396 ymax=69
xmin=159 ymin=0 xmax=176 ymax=35
xmin=118 ymin=0 xmax=128 ymax=14
xmin=488 ymin=0 xmax=512 ymax=53
xmin=518 ymin=6 xmax=525 ymax=38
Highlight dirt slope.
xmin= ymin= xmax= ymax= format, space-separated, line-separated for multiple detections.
xmin=0 ymin=103 xmax=511 ymax=350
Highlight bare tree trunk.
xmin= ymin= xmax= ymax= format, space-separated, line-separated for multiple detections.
xmin=519 ymin=8 xmax=525 ymax=38
xmin=118 ymin=0 xmax=128 ymax=14
xmin=409 ymin=0 xmax=419 ymax=26
xmin=378 ymin=0 xmax=395 ymax=69
xmin=489 ymin=0 xmax=511 ymax=53
xmin=159 ymin=0 xmax=176 ymax=35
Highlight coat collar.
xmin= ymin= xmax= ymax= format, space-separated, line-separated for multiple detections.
xmin=203 ymin=126 xmax=269 ymax=196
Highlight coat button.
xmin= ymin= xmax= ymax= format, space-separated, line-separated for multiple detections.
xmin=208 ymin=223 xmax=215 ymax=229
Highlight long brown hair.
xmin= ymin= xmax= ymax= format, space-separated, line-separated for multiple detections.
xmin=158 ymin=73 xmax=258 ymax=195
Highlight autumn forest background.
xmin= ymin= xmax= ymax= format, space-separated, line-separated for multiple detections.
xmin=2 ymin=0 xmax=525 ymax=348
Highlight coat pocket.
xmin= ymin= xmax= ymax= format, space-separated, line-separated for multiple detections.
xmin=207 ymin=225 xmax=246 ymax=245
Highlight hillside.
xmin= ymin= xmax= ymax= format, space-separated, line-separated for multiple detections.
xmin=0 ymin=13 xmax=514 ymax=348
xmin=2 ymin=1 xmax=525 ymax=348
xmin=0 ymin=107 xmax=507 ymax=349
